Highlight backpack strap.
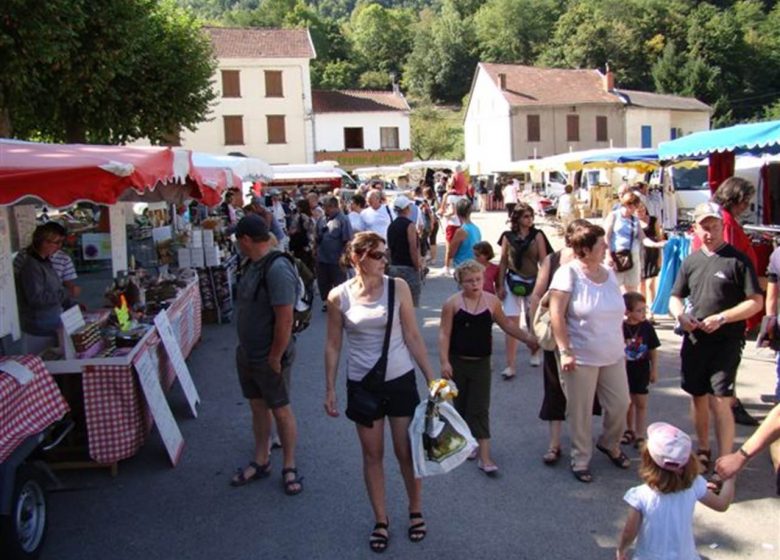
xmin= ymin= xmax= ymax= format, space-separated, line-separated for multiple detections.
xmin=253 ymin=251 xmax=290 ymax=302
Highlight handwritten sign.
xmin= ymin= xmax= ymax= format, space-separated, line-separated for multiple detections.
xmin=0 ymin=359 xmax=35 ymax=385
xmin=154 ymin=312 xmax=200 ymax=418
xmin=59 ymin=306 xmax=86 ymax=359
xmin=133 ymin=347 xmax=184 ymax=466
xmin=0 ymin=207 xmax=21 ymax=340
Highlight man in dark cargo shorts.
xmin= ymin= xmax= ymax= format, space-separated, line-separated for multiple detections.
xmin=669 ymin=202 xmax=762 ymax=475
xmin=230 ymin=214 xmax=303 ymax=495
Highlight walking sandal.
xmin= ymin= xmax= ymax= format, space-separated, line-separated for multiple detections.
xmin=369 ymin=520 xmax=389 ymax=553
xmin=408 ymin=512 xmax=427 ymax=543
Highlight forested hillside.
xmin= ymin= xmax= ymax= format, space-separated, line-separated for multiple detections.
xmin=179 ymin=0 xmax=780 ymax=126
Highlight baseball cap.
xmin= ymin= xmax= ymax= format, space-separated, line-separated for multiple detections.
xmin=235 ymin=214 xmax=269 ymax=240
xmin=393 ymin=195 xmax=413 ymax=210
xmin=269 ymin=188 xmax=281 ymax=197
xmin=692 ymin=201 xmax=722 ymax=224
xmin=646 ymin=422 xmax=692 ymax=472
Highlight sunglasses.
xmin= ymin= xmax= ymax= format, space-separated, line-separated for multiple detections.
xmin=366 ymin=250 xmax=387 ymax=261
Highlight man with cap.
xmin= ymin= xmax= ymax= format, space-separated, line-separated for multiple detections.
xmin=669 ymin=201 xmax=763 ymax=477
xmin=230 ymin=214 xmax=303 ymax=495
xmin=386 ymin=195 xmax=423 ymax=306
xmin=315 ymin=196 xmax=353 ymax=312
xmin=360 ymin=189 xmax=394 ymax=239
xmin=266 ymin=189 xmax=289 ymax=249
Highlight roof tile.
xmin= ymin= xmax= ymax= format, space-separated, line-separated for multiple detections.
xmin=616 ymin=89 xmax=711 ymax=111
xmin=312 ymin=90 xmax=410 ymax=113
xmin=205 ymin=26 xmax=315 ymax=59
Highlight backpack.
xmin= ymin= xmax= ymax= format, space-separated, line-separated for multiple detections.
xmin=255 ymin=252 xmax=315 ymax=334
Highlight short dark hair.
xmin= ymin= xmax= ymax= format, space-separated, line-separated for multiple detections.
xmin=569 ymin=222 xmax=605 ymax=257
xmin=351 ymin=193 xmax=366 ymax=208
xmin=455 ymin=198 xmax=472 ymax=218
xmin=623 ymin=291 xmax=646 ymax=311
xmin=713 ymin=176 xmax=756 ymax=212
xmin=564 ymin=219 xmax=591 ymax=248
xmin=472 ymin=241 xmax=494 ymax=260
xmin=32 ymin=222 xmax=67 ymax=250
xmin=324 ymin=196 xmax=340 ymax=208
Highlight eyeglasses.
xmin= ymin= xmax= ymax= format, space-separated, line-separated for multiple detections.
xmin=366 ymin=250 xmax=388 ymax=261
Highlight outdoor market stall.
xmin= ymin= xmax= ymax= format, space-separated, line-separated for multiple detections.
xmin=0 ymin=139 xmax=233 ymax=470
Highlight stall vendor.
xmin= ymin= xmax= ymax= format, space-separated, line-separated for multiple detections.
xmin=14 ymin=222 xmax=80 ymax=300
xmin=15 ymin=223 xmax=77 ymax=353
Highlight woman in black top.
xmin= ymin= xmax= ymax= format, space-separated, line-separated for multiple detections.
xmin=439 ymin=260 xmax=538 ymax=475
xmin=387 ymin=196 xmax=422 ymax=306
xmin=636 ymin=202 xmax=666 ymax=321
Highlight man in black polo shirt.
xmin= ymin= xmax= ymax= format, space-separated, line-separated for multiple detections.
xmin=669 ymin=202 xmax=763 ymax=475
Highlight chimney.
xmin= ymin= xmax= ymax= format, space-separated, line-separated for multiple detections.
xmin=603 ymin=63 xmax=614 ymax=91
xmin=497 ymin=73 xmax=506 ymax=90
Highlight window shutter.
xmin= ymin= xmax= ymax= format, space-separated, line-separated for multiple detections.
xmin=566 ymin=114 xmax=580 ymax=142
xmin=527 ymin=115 xmax=540 ymax=142
xmin=221 ymin=70 xmax=241 ymax=98
xmin=267 ymin=115 xmax=286 ymax=144
xmin=265 ymin=71 xmax=283 ymax=97
xmin=223 ymin=115 xmax=244 ymax=145
xmin=596 ymin=116 xmax=608 ymax=142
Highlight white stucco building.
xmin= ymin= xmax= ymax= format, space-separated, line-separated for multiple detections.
xmin=179 ymin=27 xmax=317 ymax=164
xmin=464 ymin=63 xmax=711 ymax=174
xmin=311 ymin=90 xmax=413 ymax=170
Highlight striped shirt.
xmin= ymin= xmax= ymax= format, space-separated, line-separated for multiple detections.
xmin=14 ymin=249 xmax=78 ymax=282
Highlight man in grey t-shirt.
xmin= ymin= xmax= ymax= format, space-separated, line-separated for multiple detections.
xmin=316 ymin=196 xmax=353 ymax=311
xmin=230 ymin=214 xmax=303 ymax=495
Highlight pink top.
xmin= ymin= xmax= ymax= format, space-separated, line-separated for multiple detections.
xmin=482 ymin=263 xmax=499 ymax=294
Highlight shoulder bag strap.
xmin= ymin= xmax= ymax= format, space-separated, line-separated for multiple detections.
xmin=379 ymin=278 xmax=396 ymax=370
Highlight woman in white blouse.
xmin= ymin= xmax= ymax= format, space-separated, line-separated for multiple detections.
xmin=549 ymin=221 xmax=630 ymax=483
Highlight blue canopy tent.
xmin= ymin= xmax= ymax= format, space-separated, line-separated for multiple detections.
xmin=658 ymin=120 xmax=780 ymax=161
xmin=579 ymin=148 xmax=660 ymax=172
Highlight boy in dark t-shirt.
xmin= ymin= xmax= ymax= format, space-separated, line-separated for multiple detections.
xmin=622 ymin=292 xmax=661 ymax=449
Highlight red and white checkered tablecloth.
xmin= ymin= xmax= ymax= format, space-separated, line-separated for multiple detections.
xmin=80 ymin=281 xmax=202 ymax=465
xmin=0 ymin=355 xmax=70 ymax=463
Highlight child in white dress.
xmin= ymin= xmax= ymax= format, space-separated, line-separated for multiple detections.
xmin=616 ymin=422 xmax=735 ymax=560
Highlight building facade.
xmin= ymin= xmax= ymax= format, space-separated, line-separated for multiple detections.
xmin=312 ymin=90 xmax=413 ymax=170
xmin=464 ymin=63 xmax=711 ymax=174
xmin=180 ymin=27 xmax=316 ymax=164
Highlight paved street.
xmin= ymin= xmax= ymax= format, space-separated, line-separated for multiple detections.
xmin=44 ymin=210 xmax=779 ymax=560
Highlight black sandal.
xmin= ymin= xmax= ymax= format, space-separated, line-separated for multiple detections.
xmin=370 ymin=520 xmax=389 ymax=553
xmin=596 ymin=443 xmax=631 ymax=469
xmin=230 ymin=461 xmax=271 ymax=487
xmin=281 ymin=467 xmax=304 ymax=496
xmin=408 ymin=512 xmax=427 ymax=543
xmin=571 ymin=466 xmax=593 ymax=483
xmin=620 ymin=430 xmax=636 ymax=445
xmin=542 ymin=447 xmax=562 ymax=465
xmin=696 ymin=449 xmax=712 ymax=474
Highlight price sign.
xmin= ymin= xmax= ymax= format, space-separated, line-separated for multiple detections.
xmin=154 ymin=312 xmax=200 ymax=417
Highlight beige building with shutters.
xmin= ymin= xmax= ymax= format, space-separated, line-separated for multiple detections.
xmin=464 ymin=63 xmax=711 ymax=174
xmin=176 ymin=27 xmax=317 ymax=164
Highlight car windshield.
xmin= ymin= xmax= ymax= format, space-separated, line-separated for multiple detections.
xmin=672 ymin=167 xmax=708 ymax=191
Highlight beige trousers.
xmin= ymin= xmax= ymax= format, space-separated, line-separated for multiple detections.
xmin=560 ymin=360 xmax=630 ymax=470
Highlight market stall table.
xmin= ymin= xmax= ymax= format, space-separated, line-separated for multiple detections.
xmin=44 ymin=280 xmax=201 ymax=469
xmin=0 ymin=356 xmax=70 ymax=463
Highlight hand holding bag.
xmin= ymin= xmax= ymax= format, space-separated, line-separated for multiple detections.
xmin=610 ymin=214 xmax=635 ymax=273
xmin=532 ymin=291 xmax=557 ymax=351
xmin=345 ymin=279 xmax=395 ymax=427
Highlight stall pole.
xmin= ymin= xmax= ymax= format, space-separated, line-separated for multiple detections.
xmin=109 ymin=204 xmax=128 ymax=277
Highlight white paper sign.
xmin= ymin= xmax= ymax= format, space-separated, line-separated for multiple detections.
xmin=0 ymin=207 xmax=21 ymax=340
xmin=154 ymin=312 xmax=200 ymax=417
xmin=0 ymin=359 xmax=35 ymax=385
xmin=133 ymin=348 xmax=185 ymax=466
xmin=59 ymin=306 xmax=86 ymax=359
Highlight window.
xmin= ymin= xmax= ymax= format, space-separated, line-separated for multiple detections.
xmin=265 ymin=70 xmax=283 ymax=97
xmin=344 ymin=127 xmax=364 ymax=150
xmin=380 ymin=127 xmax=399 ymax=149
xmin=221 ymin=70 xmax=240 ymax=98
xmin=566 ymin=114 xmax=579 ymax=142
xmin=527 ymin=115 xmax=540 ymax=142
xmin=267 ymin=115 xmax=286 ymax=144
xmin=670 ymin=127 xmax=682 ymax=140
xmin=223 ymin=115 xmax=244 ymax=145
xmin=596 ymin=116 xmax=608 ymax=142
xmin=641 ymin=125 xmax=652 ymax=148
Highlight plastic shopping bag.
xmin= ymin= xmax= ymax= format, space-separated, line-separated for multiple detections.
xmin=409 ymin=380 xmax=477 ymax=478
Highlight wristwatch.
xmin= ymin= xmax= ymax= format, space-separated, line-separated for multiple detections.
xmin=738 ymin=447 xmax=752 ymax=460
xmin=559 ymin=348 xmax=574 ymax=357
xmin=716 ymin=314 xmax=726 ymax=324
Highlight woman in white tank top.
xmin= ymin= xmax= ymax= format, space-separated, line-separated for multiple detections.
xmin=324 ymin=232 xmax=436 ymax=553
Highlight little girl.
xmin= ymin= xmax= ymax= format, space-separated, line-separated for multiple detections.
xmin=438 ymin=260 xmax=539 ymax=474
xmin=473 ymin=241 xmax=500 ymax=294
xmin=622 ymin=292 xmax=660 ymax=449
xmin=616 ymin=422 xmax=735 ymax=560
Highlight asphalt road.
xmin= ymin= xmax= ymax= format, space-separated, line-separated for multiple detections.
xmin=43 ymin=210 xmax=779 ymax=560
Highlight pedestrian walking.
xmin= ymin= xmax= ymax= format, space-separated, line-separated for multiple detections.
xmin=604 ymin=192 xmax=644 ymax=293
xmin=316 ymin=196 xmax=353 ymax=312
xmin=387 ymin=196 xmax=423 ymax=307
xmin=636 ymin=202 xmax=666 ymax=321
xmin=361 ymin=189 xmax=394 ymax=239
xmin=502 ymin=179 xmax=519 ymax=217
xmin=230 ymin=215 xmax=303 ymax=495
xmin=324 ymin=232 xmax=437 ymax=553
xmin=669 ymin=202 xmax=762 ymax=481
xmin=446 ymin=198 xmax=481 ymax=270
xmin=472 ymin=241 xmax=499 ymax=295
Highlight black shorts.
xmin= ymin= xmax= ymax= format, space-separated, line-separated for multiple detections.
xmin=346 ymin=370 xmax=420 ymax=423
xmin=680 ymin=335 xmax=743 ymax=397
xmin=236 ymin=346 xmax=295 ymax=408
xmin=627 ymin=362 xmax=650 ymax=395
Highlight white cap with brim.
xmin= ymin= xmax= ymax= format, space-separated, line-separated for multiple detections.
xmin=692 ymin=201 xmax=722 ymax=224
xmin=393 ymin=195 xmax=413 ymax=210
xmin=647 ymin=422 xmax=692 ymax=472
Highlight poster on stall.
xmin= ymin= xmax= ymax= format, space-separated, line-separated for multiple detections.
xmin=0 ymin=207 xmax=21 ymax=340
xmin=82 ymin=233 xmax=112 ymax=260
xmin=153 ymin=311 xmax=200 ymax=417
xmin=133 ymin=347 xmax=184 ymax=466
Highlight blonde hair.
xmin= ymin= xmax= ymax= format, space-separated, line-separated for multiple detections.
xmin=454 ymin=259 xmax=485 ymax=285
xmin=638 ymin=447 xmax=699 ymax=494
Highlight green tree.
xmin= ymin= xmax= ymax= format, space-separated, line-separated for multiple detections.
xmin=358 ymin=71 xmax=392 ymax=89
xmin=317 ymin=59 xmax=361 ymax=89
xmin=7 ymin=0 xmax=216 ymax=143
xmin=411 ymin=103 xmax=463 ymax=160
xmin=347 ymin=3 xmax=415 ymax=77
xmin=473 ymin=0 xmax=562 ymax=64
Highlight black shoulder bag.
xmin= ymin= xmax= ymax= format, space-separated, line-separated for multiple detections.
xmin=610 ymin=214 xmax=635 ymax=273
xmin=345 ymin=278 xmax=396 ymax=427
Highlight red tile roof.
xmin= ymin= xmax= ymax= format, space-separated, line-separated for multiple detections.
xmin=480 ymin=63 xmax=620 ymax=107
xmin=312 ymin=90 xmax=410 ymax=113
xmin=205 ymin=26 xmax=315 ymax=59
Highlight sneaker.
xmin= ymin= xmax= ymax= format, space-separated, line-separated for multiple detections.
xmin=732 ymin=399 xmax=759 ymax=426
xmin=529 ymin=352 xmax=541 ymax=367
xmin=501 ymin=366 xmax=515 ymax=380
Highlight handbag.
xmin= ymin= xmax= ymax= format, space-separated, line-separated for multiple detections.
xmin=610 ymin=214 xmax=635 ymax=273
xmin=532 ymin=291 xmax=556 ymax=351
xmin=345 ymin=279 xmax=395 ymax=427
xmin=506 ymin=271 xmax=536 ymax=296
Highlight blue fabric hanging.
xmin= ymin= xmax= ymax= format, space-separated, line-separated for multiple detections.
xmin=651 ymin=236 xmax=691 ymax=315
